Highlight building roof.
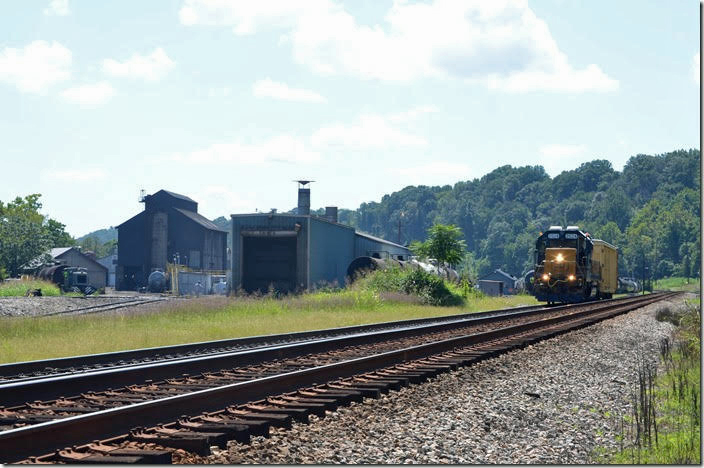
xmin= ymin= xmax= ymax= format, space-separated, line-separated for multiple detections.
xmin=355 ymin=230 xmax=409 ymax=251
xmin=50 ymin=247 xmax=73 ymax=258
xmin=479 ymin=269 xmax=517 ymax=282
xmin=23 ymin=247 xmax=108 ymax=272
xmin=157 ymin=190 xmax=196 ymax=203
xmin=174 ymin=208 xmax=228 ymax=232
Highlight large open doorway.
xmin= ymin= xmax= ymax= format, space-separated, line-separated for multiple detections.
xmin=242 ymin=236 xmax=297 ymax=293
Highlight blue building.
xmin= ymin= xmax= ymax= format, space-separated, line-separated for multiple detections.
xmin=230 ymin=182 xmax=410 ymax=293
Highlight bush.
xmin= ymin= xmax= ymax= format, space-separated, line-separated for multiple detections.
xmin=359 ymin=267 xmax=464 ymax=306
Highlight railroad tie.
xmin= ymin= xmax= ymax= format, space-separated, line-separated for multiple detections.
xmin=325 ymin=383 xmax=381 ymax=398
xmin=226 ymin=407 xmax=293 ymax=428
xmin=244 ymin=402 xmax=310 ymax=422
xmin=266 ymin=397 xmax=328 ymax=418
xmin=177 ymin=419 xmax=251 ymax=443
xmin=200 ymin=415 xmax=271 ymax=438
xmin=278 ymin=394 xmax=340 ymax=411
xmin=299 ymin=388 xmax=364 ymax=404
xmin=129 ymin=428 xmax=228 ymax=456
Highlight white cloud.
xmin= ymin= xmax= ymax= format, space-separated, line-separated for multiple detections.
xmin=0 ymin=40 xmax=71 ymax=93
xmin=693 ymin=52 xmax=700 ymax=84
xmin=102 ymin=47 xmax=175 ymax=82
xmin=539 ymin=144 xmax=589 ymax=176
xmin=47 ymin=168 xmax=107 ymax=182
xmin=60 ymin=82 xmax=115 ymax=107
xmin=179 ymin=0 xmax=617 ymax=93
xmin=311 ymin=114 xmax=427 ymax=148
xmin=43 ymin=0 xmax=69 ymax=16
xmin=169 ymin=134 xmax=320 ymax=165
xmin=253 ymin=78 xmax=326 ymax=102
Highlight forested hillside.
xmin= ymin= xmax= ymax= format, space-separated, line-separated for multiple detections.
xmin=336 ymin=149 xmax=700 ymax=280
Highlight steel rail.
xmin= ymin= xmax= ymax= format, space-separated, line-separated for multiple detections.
xmin=0 ymin=295 xmax=658 ymax=406
xmin=0 ymin=292 xmax=672 ymax=463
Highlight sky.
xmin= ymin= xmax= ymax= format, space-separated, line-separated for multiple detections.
xmin=0 ymin=0 xmax=700 ymax=237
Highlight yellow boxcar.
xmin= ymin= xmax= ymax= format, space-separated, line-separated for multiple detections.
xmin=591 ymin=239 xmax=618 ymax=295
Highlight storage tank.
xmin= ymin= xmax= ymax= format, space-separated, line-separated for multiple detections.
xmin=147 ymin=270 xmax=167 ymax=293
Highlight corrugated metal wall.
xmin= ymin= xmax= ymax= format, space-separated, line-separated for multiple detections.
xmin=309 ymin=217 xmax=356 ymax=288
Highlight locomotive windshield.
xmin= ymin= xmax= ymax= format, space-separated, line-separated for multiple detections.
xmin=535 ymin=231 xmax=580 ymax=263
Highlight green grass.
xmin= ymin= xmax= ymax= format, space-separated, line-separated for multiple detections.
xmin=603 ymin=301 xmax=701 ymax=464
xmin=0 ymin=279 xmax=61 ymax=297
xmin=653 ymin=276 xmax=700 ymax=293
xmin=0 ymin=288 xmax=539 ymax=363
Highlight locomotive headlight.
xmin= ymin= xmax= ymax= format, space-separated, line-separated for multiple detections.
xmin=542 ymin=274 xmax=549 ymax=281
xmin=568 ymin=274 xmax=575 ymax=281
xmin=556 ymin=253 xmax=564 ymax=263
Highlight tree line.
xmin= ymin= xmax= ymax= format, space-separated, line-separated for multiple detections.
xmin=335 ymin=148 xmax=700 ymax=281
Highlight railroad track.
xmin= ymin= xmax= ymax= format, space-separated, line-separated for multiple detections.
xmin=40 ymin=297 xmax=168 ymax=318
xmin=0 ymin=292 xmax=676 ymax=463
xmin=0 ymin=296 xmax=637 ymax=383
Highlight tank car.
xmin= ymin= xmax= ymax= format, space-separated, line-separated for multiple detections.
xmin=532 ymin=226 xmax=618 ymax=304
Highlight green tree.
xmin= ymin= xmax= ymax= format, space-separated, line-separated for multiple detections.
xmin=0 ymin=194 xmax=75 ymax=277
xmin=413 ymin=224 xmax=467 ymax=278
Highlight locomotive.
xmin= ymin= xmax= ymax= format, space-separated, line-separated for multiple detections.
xmin=532 ymin=225 xmax=618 ymax=304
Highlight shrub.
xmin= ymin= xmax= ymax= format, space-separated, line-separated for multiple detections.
xmin=359 ymin=267 xmax=464 ymax=306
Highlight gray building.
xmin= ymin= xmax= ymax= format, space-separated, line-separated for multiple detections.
xmin=479 ymin=269 xmax=518 ymax=295
xmin=97 ymin=253 xmax=117 ymax=288
xmin=116 ymin=190 xmax=228 ymax=290
xmin=230 ymin=183 xmax=410 ymax=293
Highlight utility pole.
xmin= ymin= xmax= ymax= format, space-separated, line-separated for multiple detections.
xmin=397 ymin=211 xmax=405 ymax=244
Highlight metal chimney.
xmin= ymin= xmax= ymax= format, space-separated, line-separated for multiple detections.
xmin=325 ymin=206 xmax=338 ymax=223
xmin=294 ymin=180 xmax=314 ymax=215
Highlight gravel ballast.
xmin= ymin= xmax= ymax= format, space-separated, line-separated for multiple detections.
xmin=182 ymin=297 xmax=683 ymax=464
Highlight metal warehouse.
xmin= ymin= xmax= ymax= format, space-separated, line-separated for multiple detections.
xmin=230 ymin=182 xmax=410 ymax=293
xmin=116 ymin=189 xmax=228 ymax=290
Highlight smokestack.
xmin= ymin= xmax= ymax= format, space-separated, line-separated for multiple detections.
xmin=294 ymin=180 xmax=313 ymax=215
xmin=325 ymin=206 xmax=338 ymax=223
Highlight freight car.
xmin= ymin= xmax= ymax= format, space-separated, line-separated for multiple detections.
xmin=532 ymin=226 xmax=617 ymax=304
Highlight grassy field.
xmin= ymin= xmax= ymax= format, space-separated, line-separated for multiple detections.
xmin=653 ymin=276 xmax=700 ymax=293
xmin=0 ymin=279 xmax=61 ymax=297
xmin=0 ymin=290 xmax=539 ymax=363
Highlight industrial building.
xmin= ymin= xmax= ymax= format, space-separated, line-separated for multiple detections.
xmin=116 ymin=190 xmax=228 ymax=291
xmin=230 ymin=182 xmax=411 ymax=293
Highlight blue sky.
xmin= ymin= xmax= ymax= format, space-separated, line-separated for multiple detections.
xmin=0 ymin=0 xmax=699 ymax=237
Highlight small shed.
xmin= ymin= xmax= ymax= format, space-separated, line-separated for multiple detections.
xmin=479 ymin=269 xmax=518 ymax=295
xmin=478 ymin=280 xmax=503 ymax=296
xmin=39 ymin=247 xmax=108 ymax=289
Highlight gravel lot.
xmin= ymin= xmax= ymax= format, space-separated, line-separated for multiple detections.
xmin=0 ymin=293 xmax=171 ymax=317
xmin=181 ymin=297 xmax=683 ymax=464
